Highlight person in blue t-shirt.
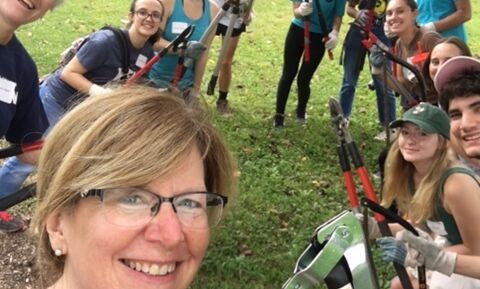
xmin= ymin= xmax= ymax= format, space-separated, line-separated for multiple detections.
xmin=273 ymin=0 xmax=345 ymax=128
xmin=0 ymin=0 xmax=63 ymax=233
xmin=416 ymin=0 xmax=471 ymax=43
xmin=148 ymin=0 xmax=219 ymax=102
xmin=0 ymin=0 xmax=164 ymax=223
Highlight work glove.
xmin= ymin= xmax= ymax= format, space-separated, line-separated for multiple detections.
xmin=384 ymin=21 xmax=396 ymax=39
xmin=355 ymin=213 xmax=381 ymax=239
xmin=184 ymin=41 xmax=206 ymax=61
xmin=297 ymin=2 xmax=313 ymax=17
xmin=182 ymin=87 xmax=199 ymax=107
xmin=324 ymin=30 xmax=339 ymax=50
xmin=420 ymin=22 xmax=436 ymax=34
xmin=377 ymin=236 xmax=423 ymax=268
xmin=397 ymin=230 xmax=457 ymax=276
xmin=89 ymin=84 xmax=112 ymax=97
xmin=355 ymin=9 xmax=370 ymax=27
xmin=369 ymin=45 xmax=386 ymax=75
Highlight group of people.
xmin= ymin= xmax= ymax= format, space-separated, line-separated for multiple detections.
xmin=274 ymin=0 xmax=471 ymax=133
xmin=271 ymin=0 xmax=480 ymax=288
xmin=372 ymin=56 xmax=480 ymax=289
xmin=2 ymin=0 xmax=480 ymax=289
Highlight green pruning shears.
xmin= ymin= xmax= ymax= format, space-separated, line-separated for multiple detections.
xmin=282 ymin=211 xmax=378 ymax=289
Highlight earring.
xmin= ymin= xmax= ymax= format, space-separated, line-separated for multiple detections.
xmin=54 ymin=249 xmax=63 ymax=257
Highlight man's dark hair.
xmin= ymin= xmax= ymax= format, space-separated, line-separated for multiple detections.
xmin=439 ymin=71 xmax=480 ymax=112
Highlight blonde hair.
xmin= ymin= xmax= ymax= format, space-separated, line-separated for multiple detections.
xmin=32 ymin=86 xmax=237 ymax=286
xmin=381 ymin=135 xmax=454 ymax=222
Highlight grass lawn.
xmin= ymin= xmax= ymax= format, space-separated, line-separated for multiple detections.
xmin=8 ymin=0 xmax=480 ymax=288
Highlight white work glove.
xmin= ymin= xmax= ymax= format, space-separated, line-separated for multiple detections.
xmin=89 ymin=84 xmax=112 ymax=97
xmin=297 ymin=2 xmax=313 ymax=17
xmin=355 ymin=9 xmax=370 ymax=27
xmin=184 ymin=41 xmax=206 ymax=61
xmin=384 ymin=21 xmax=396 ymax=39
xmin=420 ymin=22 xmax=436 ymax=34
xmin=397 ymin=230 xmax=457 ymax=276
xmin=355 ymin=213 xmax=381 ymax=239
xmin=324 ymin=30 xmax=339 ymax=50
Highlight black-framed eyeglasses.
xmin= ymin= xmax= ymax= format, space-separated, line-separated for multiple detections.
xmin=80 ymin=188 xmax=228 ymax=230
xmin=134 ymin=9 xmax=163 ymax=22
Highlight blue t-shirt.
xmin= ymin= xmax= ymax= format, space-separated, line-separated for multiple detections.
xmin=0 ymin=35 xmax=48 ymax=144
xmin=47 ymin=29 xmax=155 ymax=108
xmin=148 ymin=0 xmax=211 ymax=90
xmin=291 ymin=0 xmax=346 ymax=34
xmin=416 ymin=0 xmax=467 ymax=42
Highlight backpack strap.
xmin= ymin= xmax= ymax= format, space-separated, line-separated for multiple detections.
xmin=100 ymin=26 xmax=130 ymax=75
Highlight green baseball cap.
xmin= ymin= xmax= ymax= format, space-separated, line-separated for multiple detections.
xmin=390 ymin=102 xmax=450 ymax=139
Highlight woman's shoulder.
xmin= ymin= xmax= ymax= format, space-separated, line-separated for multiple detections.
xmin=442 ymin=166 xmax=479 ymax=198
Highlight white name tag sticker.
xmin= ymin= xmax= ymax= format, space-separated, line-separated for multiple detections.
xmin=0 ymin=77 xmax=18 ymax=105
xmin=427 ymin=220 xmax=448 ymax=236
xmin=135 ymin=54 xmax=148 ymax=68
xmin=171 ymin=22 xmax=189 ymax=34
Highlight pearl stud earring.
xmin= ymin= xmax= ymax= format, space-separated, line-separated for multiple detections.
xmin=54 ymin=249 xmax=63 ymax=257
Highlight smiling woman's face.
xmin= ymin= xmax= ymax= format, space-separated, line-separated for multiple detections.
xmin=46 ymin=146 xmax=210 ymax=289
xmin=429 ymin=43 xmax=463 ymax=81
xmin=385 ymin=0 xmax=417 ymax=36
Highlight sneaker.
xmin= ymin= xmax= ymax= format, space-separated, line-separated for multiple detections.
xmin=374 ymin=129 xmax=398 ymax=142
xmin=296 ymin=111 xmax=307 ymax=125
xmin=0 ymin=211 xmax=25 ymax=233
xmin=374 ymin=130 xmax=387 ymax=141
xmin=367 ymin=79 xmax=375 ymax=91
xmin=216 ymin=99 xmax=231 ymax=116
xmin=273 ymin=114 xmax=284 ymax=129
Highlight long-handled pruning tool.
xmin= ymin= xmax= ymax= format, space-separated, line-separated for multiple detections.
xmin=328 ymin=97 xmax=425 ymax=289
xmin=282 ymin=98 xmax=427 ymax=289
xmin=125 ymin=24 xmax=194 ymax=86
xmin=302 ymin=0 xmax=311 ymax=63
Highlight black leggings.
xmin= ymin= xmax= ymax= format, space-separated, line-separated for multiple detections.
xmin=275 ymin=23 xmax=326 ymax=116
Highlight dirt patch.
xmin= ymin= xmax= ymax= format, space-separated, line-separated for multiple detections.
xmin=0 ymin=194 xmax=40 ymax=289
xmin=0 ymin=227 xmax=40 ymax=289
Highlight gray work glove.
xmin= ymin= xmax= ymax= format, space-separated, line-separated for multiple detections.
xmin=355 ymin=9 xmax=370 ymax=27
xmin=355 ymin=213 xmax=381 ymax=239
xmin=397 ymin=230 xmax=457 ymax=276
xmin=376 ymin=236 xmax=423 ymax=268
xmin=369 ymin=45 xmax=386 ymax=75
xmin=184 ymin=41 xmax=206 ymax=61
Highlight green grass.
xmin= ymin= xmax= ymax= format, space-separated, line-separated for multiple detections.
xmin=13 ymin=1 xmax=480 ymax=288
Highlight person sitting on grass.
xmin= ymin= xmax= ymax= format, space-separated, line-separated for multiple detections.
xmin=32 ymin=86 xmax=237 ymax=289
xmin=0 ymin=0 xmax=64 ymax=233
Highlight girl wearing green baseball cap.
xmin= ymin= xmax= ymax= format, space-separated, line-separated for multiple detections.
xmin=372 ymin=102 xmax=480 ymax=288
